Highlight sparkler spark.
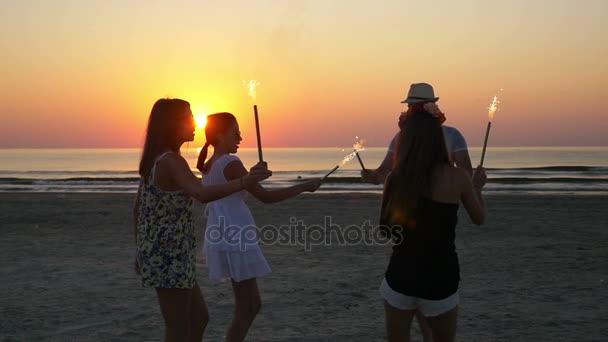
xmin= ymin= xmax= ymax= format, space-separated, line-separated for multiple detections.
xmin=353 ymin=136 xmax=366 ymax=170
xmin=353 ymin=136 xmax=366 ymax=151
xmin=322 ymin=138 xmax=367 ymax=180
xmin=339 ymin=139 xmax=365 ymax=167
xmin=339 ymin=151 xmax=359 ymax=167
xmin=243 ymin=80 xmax=260 ymax=101
xmin=488 ymin=95 xmax=500 ymax=122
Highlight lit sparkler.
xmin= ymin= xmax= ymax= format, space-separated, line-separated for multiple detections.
xmin=353 ymin=136 xmax=366 ymax=170
xmin=244 ymin=80 xmax=264 ymax=163
xmin=322 ymin=140 xmax=366 ymax=181
xmin=480 ymin=95 xmax=500 ymax=167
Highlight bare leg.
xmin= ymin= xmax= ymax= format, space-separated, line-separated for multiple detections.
xmin=188 ymin=283 xmax=209 ymax=342
xmin=416 ymin=310 xmax=434 ymax=342
xmin=156 ymin=287 xmax=193 ymax=342
xmin=225 ymin=278 xmax=261 ymax=342
xmin=384 ymin=300 xmax=416 ymax=342
xmin=426 ymin=306 xmax=458 ymax=342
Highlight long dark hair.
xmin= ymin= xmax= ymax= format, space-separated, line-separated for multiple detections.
xmin=196 ymin=112 xmax=238 ymax=173
xmin=138 ymin=98 xmax=191 ymax=181
xmin=382 ymin=109 xmax=451 ymax=227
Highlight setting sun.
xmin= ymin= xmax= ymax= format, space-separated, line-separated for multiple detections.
xmin=195 ymin=114 xmax=207 ymax=129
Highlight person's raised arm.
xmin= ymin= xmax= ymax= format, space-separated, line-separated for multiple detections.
xmin=460 ymin=166 xmax=486 ymax=225
xmin=361 ymin=133 xmax=397 ymax=185
xmin=162 ymin=153 xmax=271 ymax=203
xmin=224 ymin=160 xmax=321 ymax=203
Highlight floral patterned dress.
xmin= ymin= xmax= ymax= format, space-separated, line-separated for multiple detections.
xmin=136 ymin=152 xmax=195 ymax=288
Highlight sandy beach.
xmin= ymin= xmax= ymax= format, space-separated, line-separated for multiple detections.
xmin=1 ymin=192 xmax=607 ymax=341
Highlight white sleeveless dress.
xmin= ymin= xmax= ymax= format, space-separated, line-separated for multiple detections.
xmin=202 ymin=154 xmax=271 ymax=283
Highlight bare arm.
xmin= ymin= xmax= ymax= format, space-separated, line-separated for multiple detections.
xmin=361 ymin=133 xmax=397 ymax=185
xmin=224 ymin=160 xmax=321 ymax=203
xmin=459 ymin=167 xmax=486 ymax=225
xmin=453 ymin=150 xmax=473 ymax=177
xmin=161 ymin=153 xmax=271 ymax=203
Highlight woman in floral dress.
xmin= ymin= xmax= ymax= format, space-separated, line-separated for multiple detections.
xmin=133 ymin=98 xmax=271 ymax=342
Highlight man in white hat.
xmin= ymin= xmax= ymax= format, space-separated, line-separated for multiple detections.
xmin=362 ymin=83 xmax=473 ymax=185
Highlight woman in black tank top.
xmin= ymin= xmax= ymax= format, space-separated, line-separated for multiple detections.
xmin=385 ymin=197 xmax=460 ymax=300
xmin=380 ymin=107 xmax=487 ymax=342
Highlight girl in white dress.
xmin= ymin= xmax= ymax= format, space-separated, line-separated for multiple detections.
xmin=197 ymin=112 xmax=321 ymax=342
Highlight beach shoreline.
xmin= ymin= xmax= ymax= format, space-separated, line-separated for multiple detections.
xmin=2 ymin=192 xmax=607 ymax=341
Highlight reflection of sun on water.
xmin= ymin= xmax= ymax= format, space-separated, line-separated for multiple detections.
xmin=195 ymin=114 xmax=207 ymax=129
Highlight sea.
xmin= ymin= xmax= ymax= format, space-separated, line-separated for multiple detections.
xmin=1 ymin=147 xmax=607 ymax=195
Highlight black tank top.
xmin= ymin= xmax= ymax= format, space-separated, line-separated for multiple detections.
xmin=385 ymin=197 xmax=460 ymax=300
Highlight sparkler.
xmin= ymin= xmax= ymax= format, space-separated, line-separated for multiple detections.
xmin=353 ymin=137 xmax=366 ymax=170
xmin=480 ymin=95 xmax=500 ymax=167
xmin=244 ymin=80 xmax=264 ymax=163
xmin=355 ymin=152 xmax=365 ymax=170
xmin=322 ymin=142 xmax=366 ymax=181
xmin=254 ymin=105 xmax=263 ymax=162
xmin=322 ymin=165 xmax=340 ymax=180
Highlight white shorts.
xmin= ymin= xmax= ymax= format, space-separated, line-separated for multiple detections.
xmin=379 ymin=278 xmax=459 ymax=317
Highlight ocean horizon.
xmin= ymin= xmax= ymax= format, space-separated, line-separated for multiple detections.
xmin=1 ymin=147 xmax=607 ymax=195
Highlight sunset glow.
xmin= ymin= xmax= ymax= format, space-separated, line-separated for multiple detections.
xmin=0 ymin=1 xmax=607 ymax=148
xmin=195 ymin=114 xmax=207 ymax=130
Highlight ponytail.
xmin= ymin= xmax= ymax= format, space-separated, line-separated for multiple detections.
xmin=197 ymin=142 xmax=211 ymax=173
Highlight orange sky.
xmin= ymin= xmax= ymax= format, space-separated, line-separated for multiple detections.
xmin=1 ymin=0 xmax=607 ymax=148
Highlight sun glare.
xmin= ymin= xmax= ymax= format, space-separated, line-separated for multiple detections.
xmin=195 ymin=114 xmax=207 ymax=129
